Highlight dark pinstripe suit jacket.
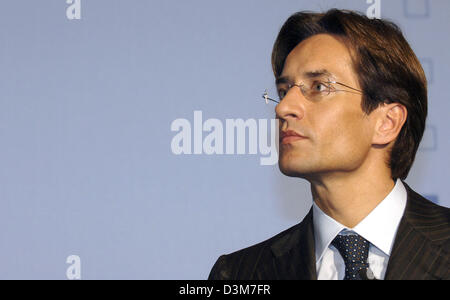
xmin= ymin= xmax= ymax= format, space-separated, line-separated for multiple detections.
xmin=208 ymin=181 xmax=450 ymax=280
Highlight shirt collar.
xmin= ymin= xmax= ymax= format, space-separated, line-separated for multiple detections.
xmin=313 ymin=178 xmax=407 ymax=263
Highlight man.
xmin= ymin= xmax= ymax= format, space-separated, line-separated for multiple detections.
xmin=208 ymin=9 xmax=449 ymax=280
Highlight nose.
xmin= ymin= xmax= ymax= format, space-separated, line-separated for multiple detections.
xmin=275 ymin=86 xmax=305 ymax=123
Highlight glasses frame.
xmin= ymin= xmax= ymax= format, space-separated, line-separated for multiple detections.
xmin=262 ymin=80 xmax=363 ymax=104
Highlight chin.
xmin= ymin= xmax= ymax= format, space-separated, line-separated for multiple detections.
xmin=278 ymin=157 xmax=309 ymax=178
xmin=278 ymin=152 xmax=324 ymax=179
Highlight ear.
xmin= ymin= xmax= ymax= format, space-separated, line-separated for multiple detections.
xmin=372 ymin=103 xmax=408 ymax=146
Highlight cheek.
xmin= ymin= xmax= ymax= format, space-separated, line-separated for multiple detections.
xmin=314 ymin=108 xmax=371 ymax=156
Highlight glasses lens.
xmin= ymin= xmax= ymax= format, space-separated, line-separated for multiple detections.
xmin=303 ymin=78 xmax=332 ymax=101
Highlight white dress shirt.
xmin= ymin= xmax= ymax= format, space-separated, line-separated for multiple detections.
xmin=313 ymin=178 xmax=407 ymax=280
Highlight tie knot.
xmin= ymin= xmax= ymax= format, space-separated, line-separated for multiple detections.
xmin=331 ymin=233 xmax=370 ymax=280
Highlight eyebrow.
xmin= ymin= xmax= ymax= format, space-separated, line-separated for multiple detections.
xmin=275 ymin=69 xmax=334 ymax=85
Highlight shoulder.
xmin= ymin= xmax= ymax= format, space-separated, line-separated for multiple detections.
xmin=402 ymin=181 xmax=450 ymax=245
xmin=208 ymin=218 xmax=308 ymax=280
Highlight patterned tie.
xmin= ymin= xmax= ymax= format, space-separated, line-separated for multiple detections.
xmin=331 ymin=233 xmax=370 ymax=280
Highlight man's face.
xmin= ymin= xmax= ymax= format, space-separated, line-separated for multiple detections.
xmin=275 ymin=34 xmax=376 ymax=179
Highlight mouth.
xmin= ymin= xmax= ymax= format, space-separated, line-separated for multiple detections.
xmin=280 ymin=130 xmax=307 ymax=145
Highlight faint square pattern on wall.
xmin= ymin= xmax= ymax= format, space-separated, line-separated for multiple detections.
xmin=420 ymin=58 xmax=434 ymax=84
xmin=419 ymin=125 xmax=437 ymax=151
xmin=424 ymin=194 xmax=439 ymax=205
xmin=403 ymin=0 xmax=430 ymax=18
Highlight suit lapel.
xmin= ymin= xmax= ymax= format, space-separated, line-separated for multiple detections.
xmin=269 ymin=209 xmax=317 ymax=279
xmin=265 ymin=181 xmax=448 ymax=280
xmin=385 ymin=181 xmax=449 ymax=280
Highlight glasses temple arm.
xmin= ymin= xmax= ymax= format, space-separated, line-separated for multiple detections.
xmin=332 ymin=81 xmax=363 ymax=93
xmin=262 ymin=91 xmax=280 ymax=104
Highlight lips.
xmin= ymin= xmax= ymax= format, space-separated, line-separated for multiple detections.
xmin=280 ymin=130 xmax=307 ymax=144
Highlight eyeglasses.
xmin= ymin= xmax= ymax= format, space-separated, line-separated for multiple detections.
xmin=262 ymin=78 xmax=363 ymax=104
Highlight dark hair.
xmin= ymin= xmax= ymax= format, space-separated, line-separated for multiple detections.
xmin=272 ymin=9 xmax=427 ymax=180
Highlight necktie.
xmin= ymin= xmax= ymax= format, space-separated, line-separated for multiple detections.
xmin=331 ymin=233 xmax=370 ymax=280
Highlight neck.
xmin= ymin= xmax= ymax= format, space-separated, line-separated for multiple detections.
xmin=309 ymin=166 xmax=395 ymax=228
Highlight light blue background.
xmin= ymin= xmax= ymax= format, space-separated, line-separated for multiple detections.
xmin=0 ymin=0 xmax=448 ymax=279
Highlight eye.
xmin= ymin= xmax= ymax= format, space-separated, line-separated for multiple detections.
xmin=277 ymin=89 xmax=287 ymax=100
xmin=311 ymin=81 xmax=330 ymax=93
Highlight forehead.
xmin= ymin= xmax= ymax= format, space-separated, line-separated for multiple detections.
xmin=280 ymin=34 xmax=355 ymax=82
